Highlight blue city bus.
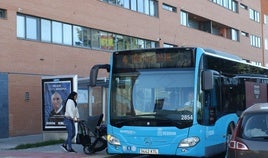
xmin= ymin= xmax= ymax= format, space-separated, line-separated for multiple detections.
xmin=90 ymin=47 xmax=268 ymax=157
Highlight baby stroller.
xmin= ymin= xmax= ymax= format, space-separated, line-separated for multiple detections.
xmin=76 ymin=113 xmax=107 ymax=154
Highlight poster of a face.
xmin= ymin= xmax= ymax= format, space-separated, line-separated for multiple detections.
xmin=43 ymin=80 xmax=72 ymax=130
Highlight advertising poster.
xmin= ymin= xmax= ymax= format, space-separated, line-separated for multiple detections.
xmin=42 ymin=77 xmax=74 ymax=130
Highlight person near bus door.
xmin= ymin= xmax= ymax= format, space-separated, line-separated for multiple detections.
xmin=61 ymin=91 xmax=79 ymax=152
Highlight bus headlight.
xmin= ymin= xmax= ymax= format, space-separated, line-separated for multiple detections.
xmin=107 ymin=134 xmax=121 ymax=146
xmin=178 ymin=137 xmax=200 ymax=148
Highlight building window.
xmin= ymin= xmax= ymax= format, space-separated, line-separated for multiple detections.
xmin=137 ymin=39 xmax=145 ymax=48
xmin=26 ymin=16 xmax=38 ymax=40
xmin=180 ymin=11 xmax=188 ymax=26
xmin=124 ymin=36 xmax=131 ymax=50
xmin=146 ymin=40 xmax=156 ymax=48
xmin=0 ymin=8 xmax=7 ymax=19
xmin=115 ymin=35 xmax=124 ymax=50
xmin=250 ymin=35 xmax=261 ymax=48
xmin=137 ymin=0 xmax=144 ymax=13
xmin=52 ymin=21 xmax=63 ymax=44
xmin=117 ymin=0 xmax=124 ymax=7
xmin=162 ymin=3 xmax=177 ymax=13
xmin=131 ymin=37 xmax=138 ymax=49
xmin=73 ymin=26 xmax=91 ymax=48
xmin=17 ymin=15 xmax=25 ymax=38
xmin=249 ymin=8 xmax=260 ymax=23
xmin=123 ymin=0 xmax=130 ymax=9
xmin=73 ymin=26 xmax=83 ymax=46
xmin=210 ymin=0 xmax=238 ymax=13
xmin=101 ymin=0 xmax=158 ymax=17
xmin=107 ymin=0 xmax=116 ymax=5
xmin=16 ymin=14 xmax=158 ymax=51
xmin=251 ymin=61 xmax=262 ymax=66
xmin=264 ymin=14 xmax=268 ymax=25
xmin=41 ymin=19 xmax=51 ymax=42
xmin=240 ymin=3 xmax=248 ymax=10
xmin=91 ymin=29 xmax=101 ymax=49
xmin=231 ymin=28 xmax=239 ymax=41
xmin=82 ymin=27 xmax=91 ymax=48
xmin=180 ymin=10 xmax=239 ymax=41
xmin=241 ymin=31 xmax=249 ymax=37
xmin=100 ymin=31 xmax=114 ymax=50
xmin=63 ymin=24 xmax=72 ymax=45
xmin=163 ymin=43 xmax=177 ymax=47
xmin=130 ymin=0 xmax=137 ymax=11
xmin=149 ymin=0 xmax=158 ymax=16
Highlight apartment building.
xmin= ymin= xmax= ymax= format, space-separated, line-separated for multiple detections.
xmin=0 ymin=0 xmax=265 ymax=137
xmin=262 ymin=0 xmax=268 ymax=66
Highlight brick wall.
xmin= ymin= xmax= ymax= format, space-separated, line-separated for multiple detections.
xmin=8 ymin=74 xmax=42 ymax=136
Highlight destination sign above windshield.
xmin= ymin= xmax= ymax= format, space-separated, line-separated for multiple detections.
xmin=114 ymin=48 xmax=195 ymax=70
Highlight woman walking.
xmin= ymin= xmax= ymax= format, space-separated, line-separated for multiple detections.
xmin=61 ymin=91 xmax=79 ymax=152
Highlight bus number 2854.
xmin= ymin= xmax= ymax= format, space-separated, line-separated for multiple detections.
xmin=181 ymin=115 xmax=193 ymax=120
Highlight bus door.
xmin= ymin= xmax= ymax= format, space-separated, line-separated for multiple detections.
xmin=204 ymin=75 xmax=221 ymax=124
xmin=202 ymin=70 xmax=224 ymax=153
xmin=202 ymin=70 xmax=221 ymax=125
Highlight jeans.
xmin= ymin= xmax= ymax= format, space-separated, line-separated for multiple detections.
xmin=64 ymin=117 xmax=75 ymax=150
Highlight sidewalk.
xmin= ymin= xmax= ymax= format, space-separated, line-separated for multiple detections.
xmin=0 ymin=134 xmax=110 ymax=158
xmin=0 ymin=134 xmax=43 ymax=150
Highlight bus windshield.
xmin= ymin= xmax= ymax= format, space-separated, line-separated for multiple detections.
xmin=110 ymin=68 xmax=194 ymax=128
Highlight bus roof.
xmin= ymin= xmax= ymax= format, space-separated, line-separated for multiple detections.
xmin=203 ymin=48 xmax=242 ymax=61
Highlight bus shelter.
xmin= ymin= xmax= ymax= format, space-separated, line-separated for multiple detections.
xmin=78 ymin=77 xmax=108 ymax=122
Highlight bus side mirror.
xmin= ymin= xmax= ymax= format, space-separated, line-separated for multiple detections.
xmin=202 ymin=70 xmax=214 ymax=91
xmin=89 ymin=64 xmax=110 ymax=87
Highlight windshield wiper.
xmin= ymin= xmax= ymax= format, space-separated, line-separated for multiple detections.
xmin=136 ymin=113 xmax=156 ymax=117
xmin=112 ymin=116 xmax=142 ymax=127
xmin=112 ymin=116 xmax=192 ymax=128
xmin=154 ymin=117 xmax=192 ymax=129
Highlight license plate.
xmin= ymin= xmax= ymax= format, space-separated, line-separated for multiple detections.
xmin=140 ymin=148 xmax=159 ymax=154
